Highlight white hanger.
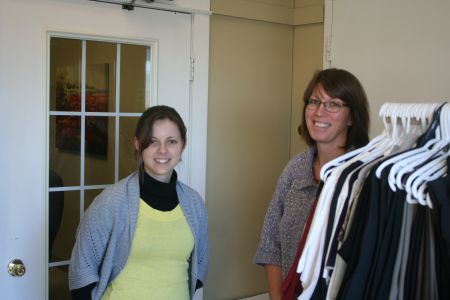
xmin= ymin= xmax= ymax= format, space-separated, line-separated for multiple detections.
xmin=375 ymin=103 xmax=428 ymax=180
xmin=415 ymin=159 xmax=447 ymax=208
xmin=404 ymin=141 xmax=450 ymax=207
xmin=318 ymin=102 xmax=408 ymax=181
xmin=399 ymin=103 xmax=449 ymax=205
xmin=319 ymin=102 xmax=404 ymax=182
xmin=440 ymin=103 xmax=450 ymax=140
xmin=320 ymin=131 xmax=387 ymax=182
xmin=391 ymin=139 xmax=442 ymax=191
xmin=378 ymin=139 xmax=438 ymax=191
xmin=377 ymin=103 xmax=443 ymax=188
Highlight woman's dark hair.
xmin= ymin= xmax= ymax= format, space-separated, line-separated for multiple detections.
xmin=134 ymin=105 xmax=187 ymax=174
xmin=299 ymin=68 xmax=370 ymax=149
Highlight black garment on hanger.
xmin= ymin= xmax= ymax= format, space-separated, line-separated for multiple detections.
xmin=428 ymin=157 xmax=450 ymax=300
xmin=336 ymin=163 xmax=382 ymax=300
xmin=338 ymin=163 xmax=394 ymax=300
xmin=353 ymin=163 xmax=397 ymax=300
xmin=366 ymin=188 xmax=405 ymax=300
xmin=325 ymin=161 xmax=370 ymax=272
xmin=403 ymin=205 xmax=426 ymax=300
xmin=416 ymin=102 xmax=446 ymax=147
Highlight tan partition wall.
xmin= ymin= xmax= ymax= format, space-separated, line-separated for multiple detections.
xmin=290 ymin=23 xmax=324 ymax=157
xmin=206 ymin=14 xmax=293 ymax=299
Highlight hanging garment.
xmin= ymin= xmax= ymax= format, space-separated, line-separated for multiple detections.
xmin=427 ymin=160 xmax=450 ymax=300
xmin=310 ymin=161 xmax=364 ymax=300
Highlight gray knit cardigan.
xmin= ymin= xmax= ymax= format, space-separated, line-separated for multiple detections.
xmin=254 ymin=147 xmax=319 ymax=279
xmin=68 ymin=172 xmax=208 ymax=299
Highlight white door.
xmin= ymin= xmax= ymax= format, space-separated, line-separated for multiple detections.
xmin=0 ymin=0 xmax=206 ymax=298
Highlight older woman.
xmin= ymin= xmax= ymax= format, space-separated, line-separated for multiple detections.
xmin=254 ymin=68 xmax=370 ymax=300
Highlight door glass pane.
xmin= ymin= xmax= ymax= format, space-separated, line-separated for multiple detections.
xmin=49 ymin=116 xmax=81 ymax=186
xmin=120 ymin=44 xmax=149 ymax=113
xmin=84 ymin=189 xmax=103 ymax=211
xmin=49 ymin=174 xmax=64 ymax=259
xmin=49 ymin=265 xmax=70 ymax=300
xmin=85 ymin=116 xmax=115 ymax=185
xmin=50 ymin=38 xmax=82 ymax=112
xmin=50 ymin=190 xmax=80 ymax=262
xmin=86 ymin=41 xmax=116 ymax=112
xmin=119 ymin=117 xmax=139 ymax=179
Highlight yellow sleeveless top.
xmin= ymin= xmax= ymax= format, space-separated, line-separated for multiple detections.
xmin=101 ymin=200 xmax=194 ymax=300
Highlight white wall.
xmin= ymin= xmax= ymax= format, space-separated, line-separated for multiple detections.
xmin=325 ymin=0 xmax=450 ymax=136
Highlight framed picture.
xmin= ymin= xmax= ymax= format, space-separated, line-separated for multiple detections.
xmin=55 ymin=63 xmax=109 ymax=158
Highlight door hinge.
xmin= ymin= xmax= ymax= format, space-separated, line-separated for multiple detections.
xmin=190 ymin=56 xmax=195 ymax=81
xmin=325 ymin=36 xmax=332 ymax=66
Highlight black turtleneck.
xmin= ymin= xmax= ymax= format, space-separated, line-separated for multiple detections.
xmin=139 ymin=170 xmax=179 ymax=211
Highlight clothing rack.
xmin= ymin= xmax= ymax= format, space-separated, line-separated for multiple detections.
xmin=294 ymin=101 xmax=449 ymax=300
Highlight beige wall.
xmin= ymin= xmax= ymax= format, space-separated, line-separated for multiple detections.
xmin=206 ymin=14 xmax=293 ymax=299
xmin=212 ymin=0 xmax=294 ymax=24
xmin=207 ymin=1 xmax=324 ymax=299
xmin=291 ymin=0 xmax=325 ymax=155
xmin=325 ymin=0 xmax=450 ymax=137
xmin=206 ymin=1 xmax=450 ymax=299
xmin=290 ymin=23 xmax=324 ymax=157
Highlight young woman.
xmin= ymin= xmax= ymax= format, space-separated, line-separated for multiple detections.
xmin=254 ymin=68 xmax=370 ymax=300
xmin=69 ymin=105 xmax=208 ymax=300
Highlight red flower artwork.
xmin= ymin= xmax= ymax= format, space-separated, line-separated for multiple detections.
xmin=55 ymin=64 xmax=109 ymax=157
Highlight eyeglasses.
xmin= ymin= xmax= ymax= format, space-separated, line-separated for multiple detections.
xmin=306 ymin=98 xmax=349 ymax=113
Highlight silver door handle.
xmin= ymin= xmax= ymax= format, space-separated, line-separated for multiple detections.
xmin=7 ymin=259 xmax=26 ymax=277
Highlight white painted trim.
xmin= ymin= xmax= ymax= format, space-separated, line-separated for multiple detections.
xmin=80 ymin=40 xmax=87 ymax=213
xmin=49 ymin=112 xmax=142 ymax=117
xmin=187 ymin=13 xmax=210 ymax=200
xmin=323 ymin=0 xmax=333 ymax=68
xmin=45 ymin=32 xmax=52 ymax=300
xmin=48 ymin=260 xmax=71 ymax=268
xmin=115 ymin=44 xmax=121 ymax=182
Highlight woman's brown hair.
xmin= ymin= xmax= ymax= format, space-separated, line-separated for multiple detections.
xmin=134 ymin=105 xmax=187 ymax=176
xmin=298 ymin=68 xmax=370 ymax=149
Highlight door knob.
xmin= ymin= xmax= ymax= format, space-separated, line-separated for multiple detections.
xmin=7 ymin=259 xmax=26 ymax=277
